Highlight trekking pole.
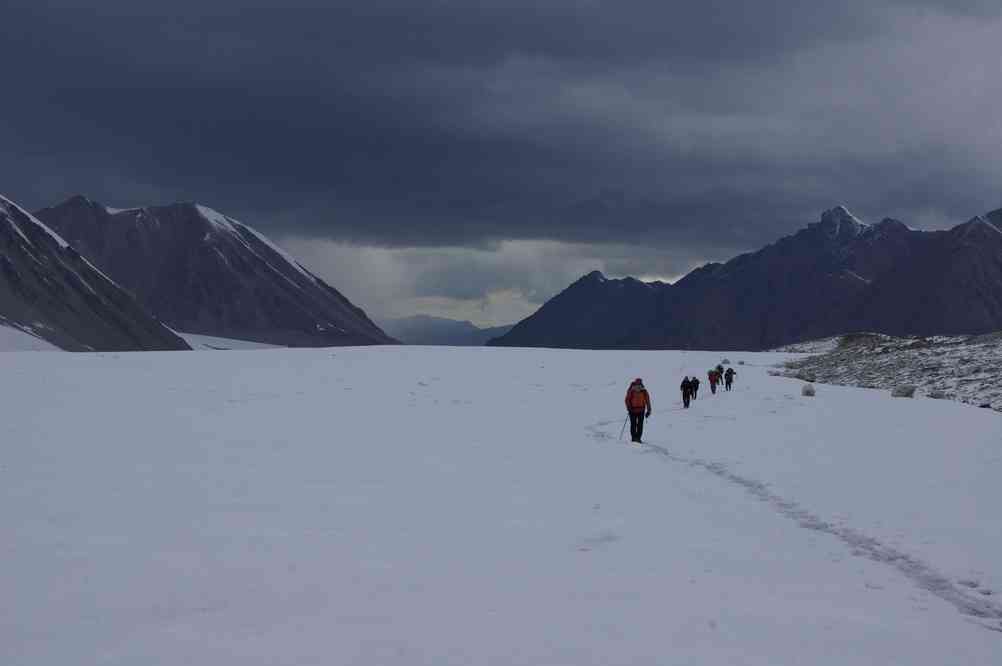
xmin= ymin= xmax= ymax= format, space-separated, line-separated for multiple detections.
xmin=619 ymin=416 xmax=628 ymax=441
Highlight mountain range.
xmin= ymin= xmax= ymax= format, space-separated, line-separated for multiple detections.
xmin=0 ymin=195 xmax=189 ymax=351
xmin=6 ymin=193 xmax=1002 ymax=353
xmin=380 ymin=315 xmax=513 ymax=346
xmin=491 ymin=206 xmax=1002 ymax=350
xmin=34 ymin=196 xmax=394 ymax=347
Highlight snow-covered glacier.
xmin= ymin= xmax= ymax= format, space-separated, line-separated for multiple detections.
xmin=3 ymin=346 xmax=1000 ymax=664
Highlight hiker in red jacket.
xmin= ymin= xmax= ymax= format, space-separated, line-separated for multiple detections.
xmin=708 ymin=369 xmax=718 ymax=395
xmin=624 ymin=378 xmax=653 ymax=443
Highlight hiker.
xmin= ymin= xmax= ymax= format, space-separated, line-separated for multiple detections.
xmin=708 ymin=369 xmax=718 ymax=395
xmin=724 ymin=367 xmax=736 ymax=391
xmin=680 ymin=376 xmax=693 ymax=408
xmin=691 ymin=376 xmax=700 ymax=399
xmin=624 ymin=378 xmax=652 ymax=443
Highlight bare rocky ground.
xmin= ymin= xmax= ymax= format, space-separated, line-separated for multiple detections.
xmin=775 ymin=332 xmax=1002 ymax=412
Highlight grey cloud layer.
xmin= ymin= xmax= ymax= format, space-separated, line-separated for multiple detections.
xmin=279 ymin=236 xmax=708 ymax=326
xmin=2 ymin=1 xmax=1000 ymax=323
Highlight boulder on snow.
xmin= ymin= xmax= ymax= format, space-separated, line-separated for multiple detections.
xmin=927 ymin=390 xmax=949 ymax=400
xmin=722 ymin=358 xmax=731 ymax=365
xmin=738 ymin=360 xmax=745 ymax=365
xmin=891 ymin=385 xmax=917 ymax=398
xmin=767 ymin=369 xmax=782 ymax=377
xmin=801 ymin=383 xmax=816 ymax=397
xmin=796 ymin=370 xmax=817 ymax=383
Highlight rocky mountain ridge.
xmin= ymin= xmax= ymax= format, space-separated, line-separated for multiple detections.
xmin=0 ymin=194 xmax=190 ymax=351
xmin=35 ymin=196 xmax=395 ymax=347
xmin=491 ymin=206 xmax=1002 ymax=350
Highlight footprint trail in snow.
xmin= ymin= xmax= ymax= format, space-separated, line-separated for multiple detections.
xmin=587 ymin=416 xmax=1002 ymax=634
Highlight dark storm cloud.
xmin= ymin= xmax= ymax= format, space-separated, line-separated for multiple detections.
xmin=2 ymin=1 xmax=1001 ymax=274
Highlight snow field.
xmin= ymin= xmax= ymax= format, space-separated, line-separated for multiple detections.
xmin=2 ymin=347 xmax=1001 ymax=664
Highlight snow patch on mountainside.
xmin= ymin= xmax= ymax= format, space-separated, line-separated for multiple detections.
xmin=0 ymin=323 xmax=60 ymax=351
xmin=195 ymin=204 xmax=318 ymax=285
xmin=180 ymin=332 xmax=282 ymax=350
xmin=777 ymin=333 xmax=1002 ymax=411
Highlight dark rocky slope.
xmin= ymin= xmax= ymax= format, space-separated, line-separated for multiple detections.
xmin=492 ymin=206 xmax=1002 ymax=350
xmin=37 ymin=196 xmax=394 ymax=347
xmin=0 ymin=195 xmax=189 ymax=351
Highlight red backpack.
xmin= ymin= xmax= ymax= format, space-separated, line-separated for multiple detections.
xmin=627 ymin=386 xmax=648 ymax=410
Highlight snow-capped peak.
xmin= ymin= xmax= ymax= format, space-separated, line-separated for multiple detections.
xmin=980 ymin=214 xmax=1002 ymax=234
xmin=956 ymin=215 xmax=1002 ymax=239
xmin=985 ymin=207 xmax=1002 ymax=229
xmin=194 ymin=203 xmax=241 ymax=233
xmin=819 ymin=205 xmax=868 ymax=239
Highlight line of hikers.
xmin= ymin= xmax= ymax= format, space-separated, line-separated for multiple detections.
xmin=625 ymin=365 xmax=737 ymax=442
xmin=705 ymin=364 xmax=736 ymax=395
xmin=681 ymin=365 xmax=735 ymax=407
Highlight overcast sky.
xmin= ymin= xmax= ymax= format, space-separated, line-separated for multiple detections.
xmin=3 ymin=1 xmax=1001 ymax=325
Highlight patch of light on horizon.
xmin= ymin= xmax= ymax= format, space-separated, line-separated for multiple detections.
xmin=386 ymin=290 xmax=536 ymax=329
xmin=634 ymin=273 xmax=686 ymax=284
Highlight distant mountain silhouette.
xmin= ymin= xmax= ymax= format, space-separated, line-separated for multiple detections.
xmin=491 ymin=206 xmax=1002 ymax=350
xmin=489 ymin=271 xmax=662 ymax=349
xmin=381 ymin=315 xmax=513 ymax=346
xmin=0 ymin=194 xmax=189 ymax=351
xmin=36 ymin=196 xmax=395 ymax=347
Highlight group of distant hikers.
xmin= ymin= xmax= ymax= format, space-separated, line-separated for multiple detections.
xmin=624 ymin=364 xmax=737 ymax=443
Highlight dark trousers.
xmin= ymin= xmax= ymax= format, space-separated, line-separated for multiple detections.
xmin=682 ymin=392 xmax=691 ymax=408
xmin=692 ymin=386 xmax=698 ymax=399
xmin=725 ymin=380 xmax=732 ymax=391
xmin=629 ymin=412 xmax=646 ymax=442
xmin=710 ymin=382 xmax=717 ymax=394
